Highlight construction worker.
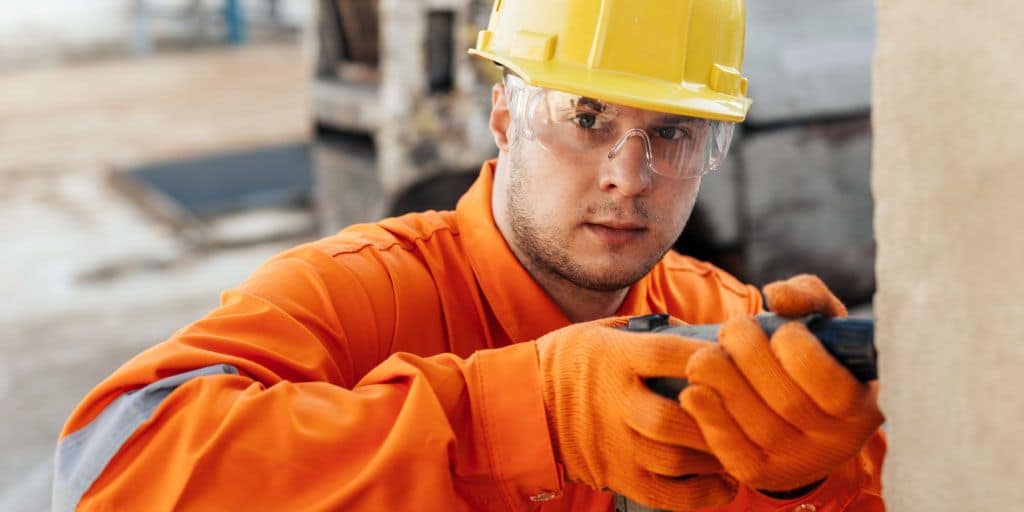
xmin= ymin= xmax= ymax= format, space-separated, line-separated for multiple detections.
xmin=54 ymin=1 xmax=884 ymax=510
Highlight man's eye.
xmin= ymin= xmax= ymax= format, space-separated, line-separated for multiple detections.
xmin=656 ymin=126 xmax=690 ymax=140
xmin=573 ymin=113 xmax=598 ymax=129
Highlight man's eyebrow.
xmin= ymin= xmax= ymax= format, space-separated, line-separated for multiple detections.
xmin=576 ymin=97 xmax=608 ymax=111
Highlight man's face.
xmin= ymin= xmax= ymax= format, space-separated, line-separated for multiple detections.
xmin=490 ymin=83 xmax=703 ymax=292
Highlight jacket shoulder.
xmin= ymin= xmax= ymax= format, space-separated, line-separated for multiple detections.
xmin=239 ymin=210 xmax=464 ymax=374
xmin=650 ymin=252 xmax=763 ymax=323
xmin=658 ymin=252 xmax=752 ymax=296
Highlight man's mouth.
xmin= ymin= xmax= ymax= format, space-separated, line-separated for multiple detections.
xmin=583 ymin=221 xmax=648 ymax=244
xmin=590 ymin=220 xmax=646 ymax=230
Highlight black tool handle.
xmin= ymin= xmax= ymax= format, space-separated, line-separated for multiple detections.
xmin=626 ymin=313 xmax=877 ymax=400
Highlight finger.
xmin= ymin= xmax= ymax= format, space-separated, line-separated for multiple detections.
xmin=771 ymin=322 xmax=873 ymax=418
xmin=635 ymin=473 xmax=738 ymax=512
xmin=631 ymin=434 xmax=723 ymax=476
xmin=763 ymin=274 xmax=848 ymax=318
xmin=624 ymin=333 xmax=715 ymax=378
xmin=625 ymin=381 xmax=710 ymax=451
xmin=685 ymin=346 xmax=802 ymax=448
xmin=717 ymin=317 xmax=826 ymax=429
xmin=679 ymin=385 xmax=765 ymax=480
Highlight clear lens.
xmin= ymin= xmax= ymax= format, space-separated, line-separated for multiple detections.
xmin=504 ymin=74 xmax=734 ymax=179
xmin=704 ymin=121 xmax=735 ymax=173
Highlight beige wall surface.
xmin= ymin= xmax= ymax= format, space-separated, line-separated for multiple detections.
xmin=873 ymin=1 xmax=1024 ymax=508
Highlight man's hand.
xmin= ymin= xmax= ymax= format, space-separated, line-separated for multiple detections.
xmin=679 ymin=275 xmax=884 ymax=492
xmin=536 ymin=317 xmax=736 ymax=511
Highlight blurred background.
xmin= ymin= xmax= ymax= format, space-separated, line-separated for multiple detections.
xmin=0 ymin=1 xmax=875 ymax=509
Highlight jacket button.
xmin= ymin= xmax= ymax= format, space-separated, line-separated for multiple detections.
xmin=792 ymin=504 xmax=817 ymax=512
xmin=529 ymin=491 xmax=558 ymax=502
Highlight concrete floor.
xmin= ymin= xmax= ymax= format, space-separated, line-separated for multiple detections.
xmin=0 ymin=44 xmax=309 ymax=510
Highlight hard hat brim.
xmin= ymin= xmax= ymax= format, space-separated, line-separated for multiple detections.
xmin=470 ymin=49 xmax=751 ymax=123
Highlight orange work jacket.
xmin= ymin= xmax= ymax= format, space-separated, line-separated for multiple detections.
xmin=57 ymin=160 xmax=884 ymax=511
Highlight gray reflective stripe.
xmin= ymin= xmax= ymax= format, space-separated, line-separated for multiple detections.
xmin=52 ymin=364 xmax=240 ymax=511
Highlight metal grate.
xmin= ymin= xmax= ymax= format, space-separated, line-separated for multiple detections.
xmin=114 ymin=144 xmax=313 ymax=223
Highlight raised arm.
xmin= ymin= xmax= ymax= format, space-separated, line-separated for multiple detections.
xmin=54 ymin=247 xmax=564 ymax=511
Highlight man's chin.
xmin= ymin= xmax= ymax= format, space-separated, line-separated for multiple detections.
xmin=559 ymin=262 xmax=653 ymax=292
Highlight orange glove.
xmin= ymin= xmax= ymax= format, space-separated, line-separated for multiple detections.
xmin=679 ymin=275 xmax=884 ymax=492
xmin=536 ymin=317 xmax=736 ymax=511
xmin=763 ymin=273 xmax=848 ymax=318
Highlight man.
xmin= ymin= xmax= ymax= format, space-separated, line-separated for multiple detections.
xmin=54 ymin=1 xmax=885 ymax=510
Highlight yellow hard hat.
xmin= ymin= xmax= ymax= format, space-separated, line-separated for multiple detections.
xmin=469 ymin=0 xmax=751 ymax=123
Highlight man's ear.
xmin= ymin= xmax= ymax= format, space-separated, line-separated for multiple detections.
xmin=490 ymin=82 xmax=512 ymax=152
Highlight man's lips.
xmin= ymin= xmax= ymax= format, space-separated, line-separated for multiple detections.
xmin=583 ymin=221 xmax=647 ymax=244
xmin=586 ymin=220 xmax=647 ymax=230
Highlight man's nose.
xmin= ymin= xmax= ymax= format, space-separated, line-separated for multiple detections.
xmin=599 ymin=128 xmax=654 ymax=196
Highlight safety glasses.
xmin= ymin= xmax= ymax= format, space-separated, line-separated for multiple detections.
xmin=504 ymin=74 xmax=735 ymax=180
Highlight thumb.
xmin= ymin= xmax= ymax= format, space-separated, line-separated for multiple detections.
xmin=763 ymin=274 xmax=847 ymax=318
xmin=624 ymin=333 xmax=716 ymax=379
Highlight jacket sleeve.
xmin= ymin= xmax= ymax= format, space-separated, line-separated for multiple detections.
xmin=54 ymin=247 xmax=563 ymax=511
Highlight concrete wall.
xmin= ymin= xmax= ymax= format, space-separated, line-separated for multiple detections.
xmin=873 ymin=1 xmax=1024 ymax=508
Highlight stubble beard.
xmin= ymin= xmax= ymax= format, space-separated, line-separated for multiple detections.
xmin=504 ymin=141 xmax=675 ymax=293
